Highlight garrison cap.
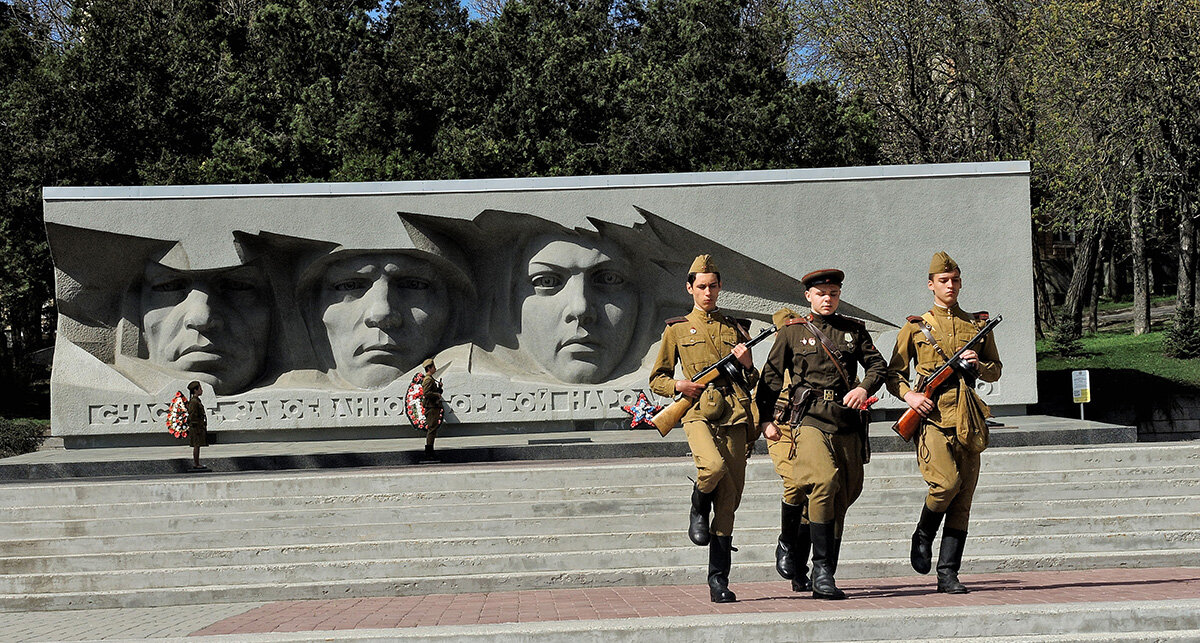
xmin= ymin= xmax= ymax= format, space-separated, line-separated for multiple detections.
xmin=929 ymin=251 xmax=959 ymax=275
xmin=688 ymin=254 xmax=719 ymax=274
xmin=772 ymin=307 xmax=800 ymax=328
xmin=801 ymin=268 xmax=844 ymax=288
xmin=421 ymin=358 xmax=436 ymax=370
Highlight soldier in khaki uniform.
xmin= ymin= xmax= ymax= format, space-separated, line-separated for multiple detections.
xmin=764 ymin=307 xmax=812 ymax=593
xmin=755 ymin=269 xmax=886 ymax=600
xmin=419 ymin=359 xmax=444 ymax=461
xmin=886 ymin=252 xmax=1002 ymax=594
xmin=649 ymin=254 xmax=758 ymax=604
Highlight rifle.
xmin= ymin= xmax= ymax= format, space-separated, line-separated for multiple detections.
xmin=651 ymin=325 xmax=778 ymax=437
xmin=892 ymin=315 xmax=1002 ymax=441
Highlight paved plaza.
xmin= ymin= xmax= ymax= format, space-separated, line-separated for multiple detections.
xmin=1 ymin=567 xmax=1196 ymax=641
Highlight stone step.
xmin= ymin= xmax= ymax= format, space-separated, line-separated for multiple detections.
xmin=3 ymin=549 xmax=1197 ymax=612
xmin=2 ymin=526 xmax=1195 ymax=578
xmin=2 ymin=442 xmax=1197 ymax=612
xmin=5 ymin=463 xmax=1198 ymax=520
xmin=3 ymin=492 xmax=1196 ymax=541
xmin=5 ymin=511 xmax=1197 ymax=558
xmin=2 ymin=441 xmax=1195 ymax=506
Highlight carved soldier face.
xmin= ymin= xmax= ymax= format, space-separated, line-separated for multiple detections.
xmin=316 ymin=254 xmax=449 ymax=389
xmin=517 ymin=235 xmax=638 ymax=384
xmin=141 ymin=263 xmax=272 ymax=395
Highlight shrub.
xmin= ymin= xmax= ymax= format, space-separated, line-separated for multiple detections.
xmin=1164 ymin=305 xmax=1200 ymax=359
xmin=1049 ymin=315 xmax=1085 ymax=358
xmin=0 ymin=418 xmax=47 ymax=459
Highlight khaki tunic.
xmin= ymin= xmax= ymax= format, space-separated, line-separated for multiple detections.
xmin=886 ymin=303 xmax=1002 ymax=531
xmin=420 ymin=375 xmax=444 ymax=444
xmin=186 ymin=396 xmax=208 ymax=448
xmin=755 ymin=312 xmax=886 ymax=531
xmin=649 ymin=308 xmax=759 ymax=537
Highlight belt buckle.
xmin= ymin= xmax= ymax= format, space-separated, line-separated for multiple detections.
xmin=823 ymin=390 xmax=835 ymax=401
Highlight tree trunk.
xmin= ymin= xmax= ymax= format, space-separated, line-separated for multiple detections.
xmin=1103 ymin=238 xmax=1120 ymax=301
xmin=1062 ymin=217 xmax=1101 ymax=334
xmin=1179 ymin=193 xmax=1196 ymax=309
xmin=1031 ymin=237 xmax=1056 ymax=337
xmin=1131 ymin=182 xmax=1151 ymax=335
xmin=1088 ymin=227 xmax=1107 ymax=332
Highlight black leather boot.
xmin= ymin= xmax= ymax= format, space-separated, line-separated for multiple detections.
xmin=776 ymin=502 xmax=803 ymax=579
xmin=809 ymin=521 xmax=845 ymax=600
xmin=936 ymin=528 xmax=969 ymax=594
xmin=689 ymin=484 xmax=715 ymax=546
xmin=791 ymin=520 xmax=812 ymax=592
xmin=421 ymin=444 xmax=438 ymax=462
xmin=911 ymin=504 xmax=945 ymax=574
xmin=708 ymin=535 xmax=737 ymax=603
xmin=829 ymin=535 xmax=842 ymax=576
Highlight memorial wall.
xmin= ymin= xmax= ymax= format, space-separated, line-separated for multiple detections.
xmin=44 ymin=162 xmax=1036 ymax=444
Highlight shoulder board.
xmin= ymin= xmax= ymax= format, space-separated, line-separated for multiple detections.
xmin=972 ymin=311 xmax=990 ymax=321
xmin=906 ymin=315 xmax=925 ymax=324
xmin=785 ymin=315 xmax=812 ymax=326
xmin=665 ymin=316 xmax=688 ymax=326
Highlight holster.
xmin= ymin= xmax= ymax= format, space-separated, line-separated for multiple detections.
xmin=775 ymin=386 xmax=814 ymax=427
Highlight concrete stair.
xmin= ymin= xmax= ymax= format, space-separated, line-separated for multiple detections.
xmin=1 ymin=442 xmax=1198 ymax=613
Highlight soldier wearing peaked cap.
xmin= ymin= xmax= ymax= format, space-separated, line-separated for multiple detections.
xmin=886 ymin=252 xmax=1002 ymax=594
xmin=755 ymin=268 xmax=887 ymax=600
xmin=650 ymin=254 xmax=759 ymax=604
xmin=419 ymin=358 xmax=444 ymax=461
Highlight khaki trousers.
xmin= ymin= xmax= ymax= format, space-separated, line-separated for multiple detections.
xmin=917 ymin=424 xmax=980 ymax=531
xmin=792 ymin=425 xmax=863 ymax=536
xmin=425 ymin=408 xmax=443 ymax=447
xmin=684 ymin=420 xmax=747 ymax=537
xmin=767 ymin=424 xmax=807 ymax=506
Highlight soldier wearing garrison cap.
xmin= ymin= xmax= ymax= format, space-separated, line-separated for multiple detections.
xmin=650 ymin=254 xmax=758 ymax=604
xmin=418 ymin=358 xmax=444 ymax=461
xmin=755 ymin=268 xmax=886 ymax=600
xmin=886 ymin=251 xmax=1002 ymax=594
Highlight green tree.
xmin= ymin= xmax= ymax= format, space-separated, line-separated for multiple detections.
xmin=0 ymin=1 xmax=56 ymax=405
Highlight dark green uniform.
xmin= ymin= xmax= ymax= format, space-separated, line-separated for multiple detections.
xmin=756 ymin=312 xmax=886 ymax=529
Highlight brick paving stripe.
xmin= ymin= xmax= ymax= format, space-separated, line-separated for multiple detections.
xmin=190 ymin=566 xmax=1200 ymax=636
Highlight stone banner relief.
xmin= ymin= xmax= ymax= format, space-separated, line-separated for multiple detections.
xmin=45 ymin=164 xmax=1037 ymax=441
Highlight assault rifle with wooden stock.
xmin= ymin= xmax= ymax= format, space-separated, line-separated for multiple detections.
xmin=892 ymin=314 xmax=1002 ymax=441
xmin=651 ymin=325 xmax=778 ymax=437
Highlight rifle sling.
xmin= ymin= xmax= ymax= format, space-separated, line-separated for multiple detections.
xmin=800 ymin=319 xmax=854 ymax=392
xmin=916 ymin=315 xmax=953 ymax=362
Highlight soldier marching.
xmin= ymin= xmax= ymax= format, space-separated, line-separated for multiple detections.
xmin=886 ymin=251 xmax=1002 ymax=594
xmin=647 ymin=252 xmax=1001 ymax=603
xmin=649 ymin=254 xmax=759 ymax=603
xmin=754 ymin=269 xmax=887 ymax=600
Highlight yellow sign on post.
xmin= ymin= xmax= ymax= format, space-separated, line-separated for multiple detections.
xmin=1071 ymin=370 xmax=1091 ymax=403
xmin=1071 ymin=369 xmax=1091 ymax=419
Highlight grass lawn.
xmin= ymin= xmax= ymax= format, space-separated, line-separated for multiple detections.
xmin=1037 ymin=330 xmax=1200 ymax=391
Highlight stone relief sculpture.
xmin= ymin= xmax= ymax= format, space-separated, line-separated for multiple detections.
xmin=303 ymin=251 xmax=460 ymax=390
xmin=139 ymin=260 xmax=272 ymax=395
xmin=44 ymin=164 xmax=1035 ymax=439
